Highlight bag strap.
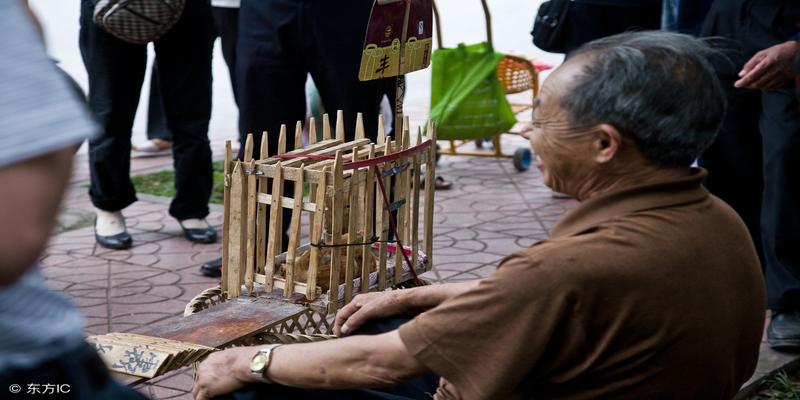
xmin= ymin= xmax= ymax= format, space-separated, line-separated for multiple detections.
xmin=432 ymin=0 xmax=493 ymax=50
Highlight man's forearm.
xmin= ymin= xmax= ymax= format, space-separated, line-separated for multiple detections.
xmin=398 ymin=280 xmax=479 ymax=311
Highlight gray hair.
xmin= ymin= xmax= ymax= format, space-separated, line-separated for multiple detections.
xmin=561 ymin=31 xmax=726 ymax=166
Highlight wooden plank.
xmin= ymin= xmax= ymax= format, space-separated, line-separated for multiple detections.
xmin=376 ymin=121 xmax=390 ymax=290
xmin=221 ymin=141 xmax=233 ymax=293
xmin=256 ymin=135 xmax=269 ymax=275
xmin=329 ymin=151 xmax=345 ymax=312
xmin=344 ymin=149 xmax=360 ymax=304
xmin=255 ymin=275 xmax=320 ymax=296
xmin=411 ymin=129 xmax=421 ymax=272
xmin=361 ymin=144 xmax=376 ymax=293
xmin=424 ymin=121 xmax=436 ymax=269
xmin=355 ymin=112 xmax=365 ymax=140
xmin=280 ymin=139 xmax=372 ymax=169
xmin=394 ymin=128 xmax=408 ymax=283
xmin=307 ymin=166 xmax=327 ymax=299
xmin=244 ymin=133 xmax=254 ymax=161
xmin=284 ymin=164 xmax=305 ymax=297
xmin=264 ymin=163 xmax=284 ymax=292
xmin=294 ymin=121 xmax=303 ymax=151
xmin=278 ymin=125 xmax=287 ymax=155
xmin=245 ymin=160 xmax=257 ymax=296
xmin=309 ymin=117 xmax=317 ymax=145
xmin=226 ymin=163 xmax=246 ymax=298
xmin=322 ymin=113 xmax=331 ymax=141
xmin=256 ymin=139 xmax=344 ymax=167
xmin=145 ymin=298 xmax=307 ymax=350
xmin=335 ymin=110 xmax=345 ymax=141
xmin=257 ymin=193 xmax=317 ymax=212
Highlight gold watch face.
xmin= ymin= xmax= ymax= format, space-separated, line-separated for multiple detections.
xmin=250 ymin=352 xmax=267 ymax=373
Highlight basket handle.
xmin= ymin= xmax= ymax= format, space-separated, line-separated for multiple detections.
xmin=432 ymin=0 xmax=493 ymax=50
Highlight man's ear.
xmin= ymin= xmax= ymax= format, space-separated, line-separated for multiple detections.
xmin=593 ymin=124 xmax=622 ymax=164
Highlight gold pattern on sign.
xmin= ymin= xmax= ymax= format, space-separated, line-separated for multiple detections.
xmin=359 ymin=39 xmax=402 ymax=81
xmin=402 ymin=37 xmax=432 ymax=74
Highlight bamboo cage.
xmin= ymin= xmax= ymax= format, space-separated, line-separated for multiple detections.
xmin=220 ymin=111 xmax=436 ymax=314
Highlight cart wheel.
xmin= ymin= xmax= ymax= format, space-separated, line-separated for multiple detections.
xmin=513 ymin=148 xmax=532 ymax=172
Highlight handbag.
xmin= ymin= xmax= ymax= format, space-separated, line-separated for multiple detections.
xmin=93 ymin=0 xmax=186 ymax=45
xmin=531 ymin=0 xmax=570 ymax=53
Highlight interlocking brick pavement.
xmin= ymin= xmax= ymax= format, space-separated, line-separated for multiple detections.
xmin=40 ymin=135 xmax=577 ymax=399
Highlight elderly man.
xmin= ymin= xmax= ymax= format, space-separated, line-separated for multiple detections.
xmin=193 ymin=32 xmax=765 ymax=400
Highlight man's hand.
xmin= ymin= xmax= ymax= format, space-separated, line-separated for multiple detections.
xmin=193 ymin=347 xmax=259 ymax=400
xmin=334 ymin=291 xmax=409 ymax=336
xmin=735 ymin=41 xmax=800 ymax=90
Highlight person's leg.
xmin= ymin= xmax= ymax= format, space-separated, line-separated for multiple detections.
xmin=237 ymin=0 xmax=308 ymax=250
xmin=307 ymin=0 xmax=387 ymax=142
xmin=212 ymin=6 xmax=240 ymax=104
xmin=698 ymin=81 xmax=764 ymax=264
xmin=760 ymin=87 xmax=800 ymax=314
xmin=153 ymin=0 xmax=216 ymax=226
xmin=146 ymin=63 xmax=172 ymax=141
xmin=79 ymin=0 xmax=146 ymax=249
xmin=80 ymin=0 xmax=146 ymax=213
xmin=564 ymin=3 xmax=661 ymax=55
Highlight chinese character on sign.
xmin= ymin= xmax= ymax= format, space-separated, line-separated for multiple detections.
xmin=112 ymin=348 xmax=159 ymax=374
xmin=375 ymin=55 xmax=391 ymax=76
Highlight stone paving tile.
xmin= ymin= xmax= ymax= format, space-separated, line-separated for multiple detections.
xmin=41 ymin=137 xmax=576 ymax=399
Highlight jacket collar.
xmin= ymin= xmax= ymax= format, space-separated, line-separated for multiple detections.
xmin=549 ymin=168 xmax=710 ymax=239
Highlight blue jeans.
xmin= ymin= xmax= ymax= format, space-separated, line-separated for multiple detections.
xmin=79 ymin=0 xmax=215 ymax=219
xmin=216 ymin=317 xmax=439 ymax=400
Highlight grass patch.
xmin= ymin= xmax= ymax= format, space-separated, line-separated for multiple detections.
xmin=131 ymin=160 xmax=308 ymax=205
xmin=132 ymin=160 xmax=226 ymax=204
xmin=751 ymin=370 xmax=800 ymax=400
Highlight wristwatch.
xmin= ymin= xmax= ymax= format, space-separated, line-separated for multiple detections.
xmin=249 ymin=344 xmax=282 ymax=383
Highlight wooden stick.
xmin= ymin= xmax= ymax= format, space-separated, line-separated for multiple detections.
xmin=264 ymin=162 xmax=284 ymax=292
xmin=402 ymin=127 xmax=412 ymax=245
xmin=221 ymin=140 xmax=233 ymax=293
xmin=294 ymin=121 xmax=303 ymax=151
xmin=329 ymin=151 xmax=345 ymax=312
xmin=344 ymin=148 xmax=360 ymax=304
xmin=309 ymin=117 xmax=317 ymax=145
xmin=322 ymin=113 xmax=332 ymax=141
xmin=355 ymin=112 xmax=365 ymax=140
xmin=307 ymin=166 xmax=327 ymax=300
xmin=227 ymin=162 xmax=246 ymax=298
xmin=278 ymin=125 xmax=287 ymax=155
xmin=284 ymin=163 xmax=305 ymax=297
xmin=361 ymin=144 xmax=376 ymax=293
xmin=376 ymin=131 xmax=391 ymax=290
xmin=424 ymin=121 xmax=436 ymax=271
xmin=244 ymin=133 xmax=254 ymax=162
xmin=245 ymin=160 xmax=257 ymax=296
xmin=335 ymin=110 xmax=345 ymax=141
xmin=256 ymin=134 xmax=269 ymax=276
xmin=394 ymin=128 xmax=408 ymax=283
xmin=377 ymin=115 xmax=386 ymax=146
xmin=411 ymin=129 xmax=422 ymax=275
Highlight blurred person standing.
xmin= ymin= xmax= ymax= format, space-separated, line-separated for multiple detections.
xmin=136 ymin=0 xmax=241 ymax=158
xmin=80 ymin=0 xmax=218 ymax=249
xmin=0 ymin=2 xmax=146 ymax=398
xmin=700 ymin=0 xmax=800 ymax=349
xmin=563 ymin=0 xmax=662 ymax=54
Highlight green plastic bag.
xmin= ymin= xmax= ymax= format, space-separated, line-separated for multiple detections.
xmin=429 ymin=42 xmax=516 ymax=140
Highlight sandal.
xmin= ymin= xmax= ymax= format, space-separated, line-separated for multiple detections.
xmin=132 ymin=138 xmax=172 ymax=158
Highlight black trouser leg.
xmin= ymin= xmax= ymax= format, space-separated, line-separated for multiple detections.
xmin=213 ymin=6 xmax=240 ymax=105
xmin=761 ymin=86 xmax=800 ymax=311
xmin=146 ymin=63 xmax=172 ymax=141
xmin=563 ymin=3 xmax=663 ymax=55
xmin=153 ymin=0 xmax=216 ymax=220
xmin=699 ymin=80 xmax=765 ymax=264
xmin=80 ymin=0 xmax=145 ymax=212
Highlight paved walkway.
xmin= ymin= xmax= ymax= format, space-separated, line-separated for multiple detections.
xmin=43 ymin=135 xmax=578 ymax=399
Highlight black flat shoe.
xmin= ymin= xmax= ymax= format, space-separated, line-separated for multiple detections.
xmin=95 ymin=232 xmax=132 ymax=250
xmin=181 ymin=226 xmax=217 ymax=244
xmin=200 ymin=258 xmax=222 ymax=278
xmin=768 ymin=312 xmax=800 ymax=350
